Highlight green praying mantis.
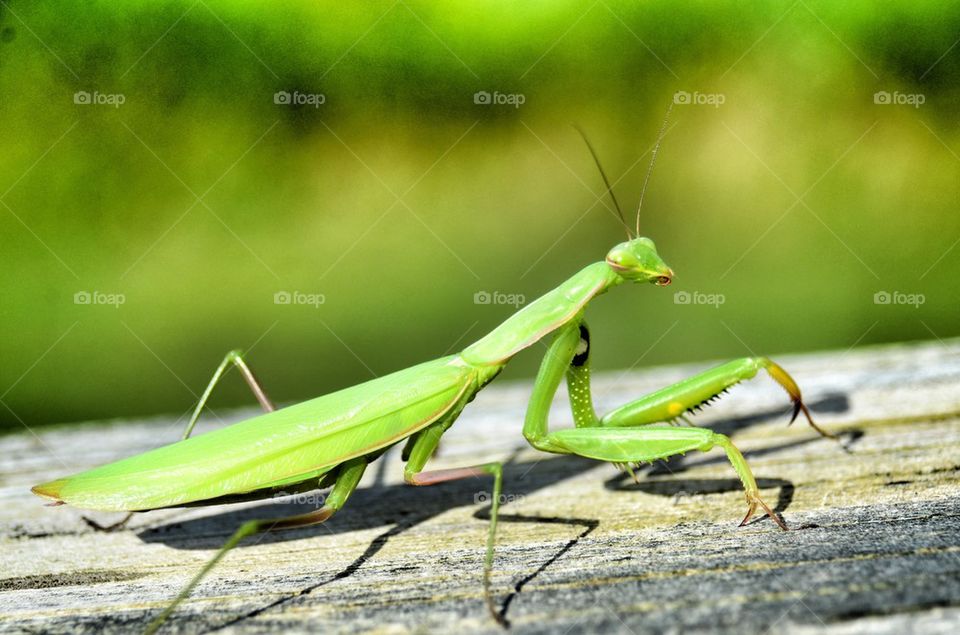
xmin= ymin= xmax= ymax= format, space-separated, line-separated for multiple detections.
xmin=31 ymin=116 xmax=836 ymax=633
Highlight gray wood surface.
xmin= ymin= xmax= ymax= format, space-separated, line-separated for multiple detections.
xmin=1 ymin=339 xmax=959 ymax=634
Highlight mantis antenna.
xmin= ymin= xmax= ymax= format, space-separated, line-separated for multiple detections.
xmin=573 ymin=123 xmax=633 ymax=239
xmin=636 ymin=103 xmax=674 ymax=236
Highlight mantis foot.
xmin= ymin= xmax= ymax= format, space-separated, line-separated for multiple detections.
xmin=739 ymin=493 xmax=788 ymax=531
xmin=83 ymin=512 xmax=134 ymax=532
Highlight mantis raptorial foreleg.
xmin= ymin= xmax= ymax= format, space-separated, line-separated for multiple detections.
xmin=600 ymin=357 xmax=834 ymax=438
xmin=403 ymin=417 xmax=506 ymax=626
xmin=145 ymin=457 xmax=368 ymax=635
xmin=85 ymin=350 xmax=276 ymax=533
xmin=522 ymin=319 xmax=824 ymax=529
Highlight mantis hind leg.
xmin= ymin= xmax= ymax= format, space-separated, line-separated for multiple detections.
xmin=144 ymin=456 xmax=367 ymax=635
xmin=86 ymin=350 xmax=276 ymax=533
xmin=182 ymin=349 xmax=276 ymax=440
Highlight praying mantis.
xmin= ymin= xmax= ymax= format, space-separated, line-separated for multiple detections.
xmin=31 ymin=115 xmax=835 ymax=633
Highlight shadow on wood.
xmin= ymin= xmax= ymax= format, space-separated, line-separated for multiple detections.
xmin=136 ymin=393 xmax=852 ymax=551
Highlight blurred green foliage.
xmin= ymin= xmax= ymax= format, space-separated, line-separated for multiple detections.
xmin=2 ymin=1 xmax=958 ymax=429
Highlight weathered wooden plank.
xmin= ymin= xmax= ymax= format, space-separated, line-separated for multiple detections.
xmin=1 ymin=340 xmax=959 ymax=634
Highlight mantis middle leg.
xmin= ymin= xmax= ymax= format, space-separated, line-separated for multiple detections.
xmin=403 ymin=406 xmax=506 ymax=625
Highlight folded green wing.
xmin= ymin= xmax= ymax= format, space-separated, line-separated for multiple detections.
xmin=33 ymin=355 xmax=474 ymax=511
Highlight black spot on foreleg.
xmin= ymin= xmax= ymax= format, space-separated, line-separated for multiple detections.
xmin=571 ymin=324 xmax=590 ymax=367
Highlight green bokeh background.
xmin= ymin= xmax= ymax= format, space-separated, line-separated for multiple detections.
xmin=2 ymin=1 xmax=958 ymax=430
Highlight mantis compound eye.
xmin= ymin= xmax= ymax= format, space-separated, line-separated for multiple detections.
xmin=655 ymin=275 xmax=672 ymax=286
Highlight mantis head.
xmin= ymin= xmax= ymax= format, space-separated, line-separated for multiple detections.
xmin=576 ymin=105 xmax=676 ymax=287
xmin=606 ymin=237 xmax=673 ymax=285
